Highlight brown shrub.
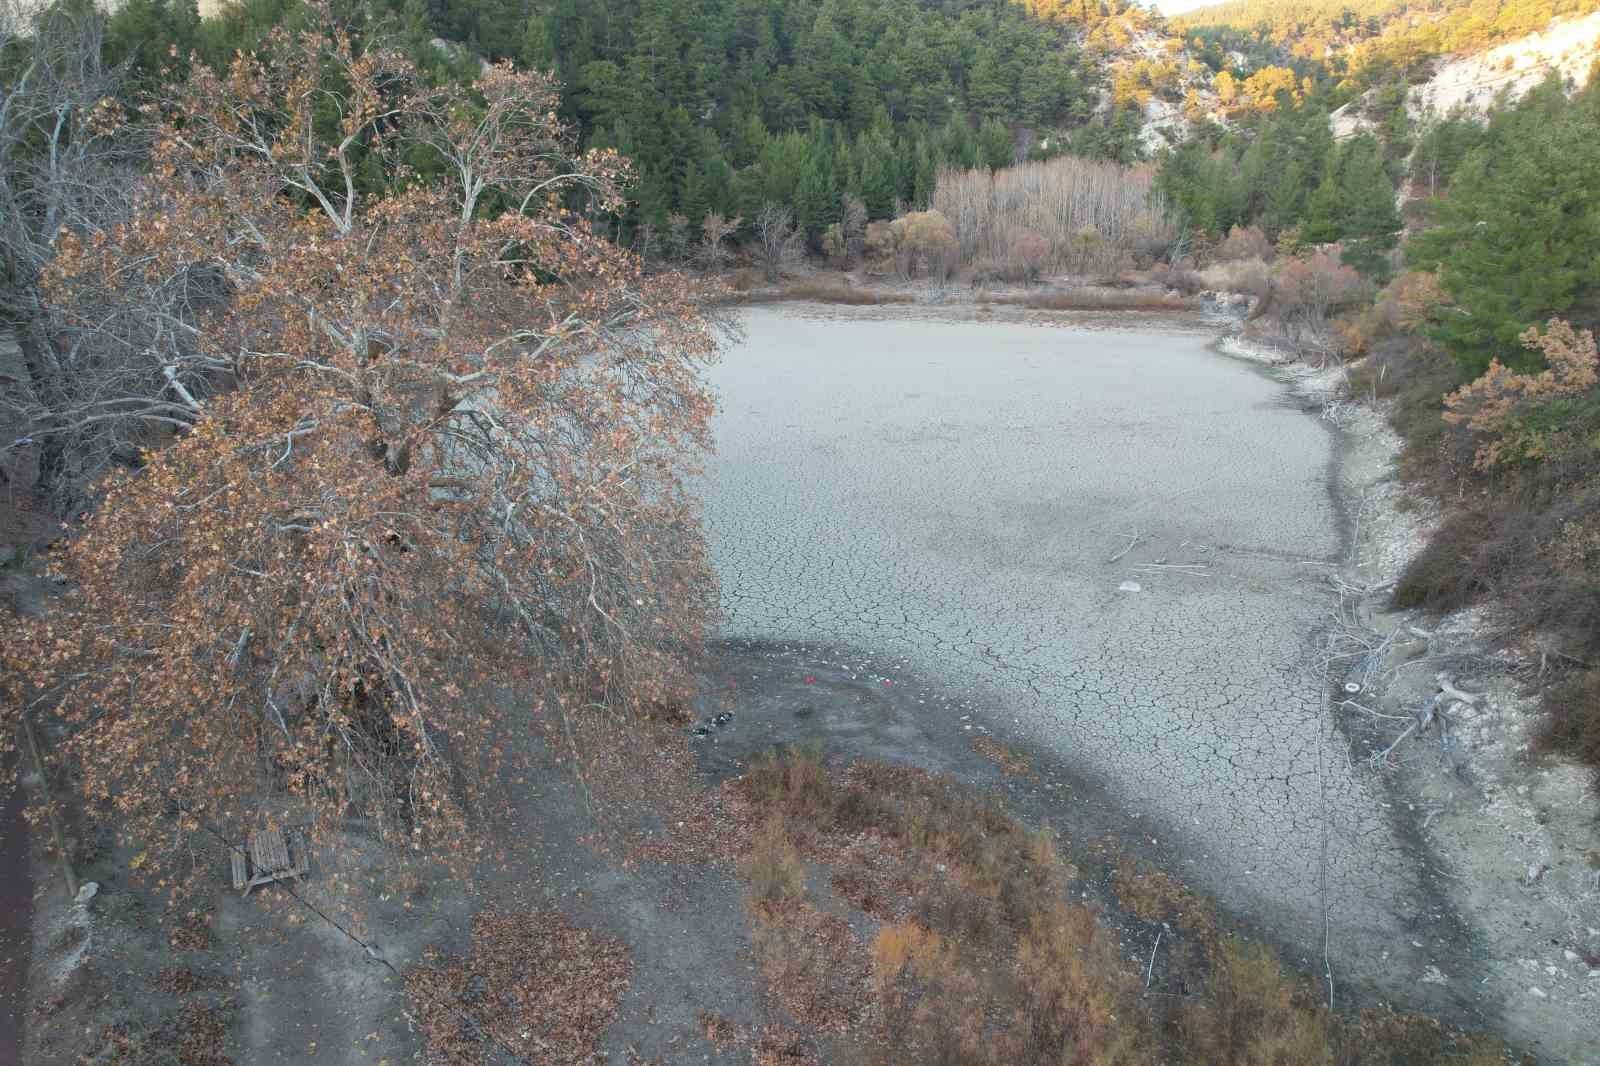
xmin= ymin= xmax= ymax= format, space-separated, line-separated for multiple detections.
xmin=967 ymin=735 xmax=1032 ymax=777
xmin=1443 ymin=318 xmax=1600 ymax=470
xmin=741 ymin=745 xmax=833 ymax=827
xmin=1273 ymin=250 xmax=1368 ymax=324
xmin=1179 ymin=940 xmax=1333 ymax=1066
xmin=751 ymin=900 xmax=868 ymax=1033
xmin=1214 ymin=224 xmax=1273 ymax=263
xmin=1151 ymin=260 xmax=1206 ymax=295
xmin=731 ymin=750 xmax=1509 ymax=1064
xmin=1112 ymin=855 xmax=1216 ymax=943
xmin=1005 ymin=902 xmax=1154 ymax=1065
xmin=697 ymin=1010 xmax=738 ymax=1047
xmin=743 ymin=814 xmax=807 ymax=906
xmin=1393 ymin=507 xmax=1495 ymax=612
xmin=1374 ymin=270 xmax=1446 ymax=333
xmin=890 ymin=210 xmax=960 ymax=282
xmin=1539 ymin=669 xmax=1600 ymax=770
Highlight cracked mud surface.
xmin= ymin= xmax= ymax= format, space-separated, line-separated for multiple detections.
xmin=702 ymin=308 xmax=1480 ymax=1020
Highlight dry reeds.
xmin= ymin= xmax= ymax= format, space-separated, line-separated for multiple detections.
xmin=740 ymin=279 xmax=916 ymax=306
xmin=931 ymin=157 xmax=1178 ymax=277
xmin=993 ymin=288 xmax=1195 ymax=312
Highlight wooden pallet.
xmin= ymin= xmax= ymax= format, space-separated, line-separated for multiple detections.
xmin=230 ymin=827 xmax=309 ymax=894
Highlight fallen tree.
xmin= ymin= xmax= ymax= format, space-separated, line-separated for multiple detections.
xmin=4 ymin=8 xmax=721 ymax=891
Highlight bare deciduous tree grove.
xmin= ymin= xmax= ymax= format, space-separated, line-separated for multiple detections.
xmin=0 ymin=1 xmax=162 ymax=511
xmin=930 ymin=157 xmax=1177 ymax=276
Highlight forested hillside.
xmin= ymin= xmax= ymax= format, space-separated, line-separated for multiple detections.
xmin=1178 ymin=0 xmax=1600 ymax=83
xmin=100 ymin=0 xmax=1176 ymax=238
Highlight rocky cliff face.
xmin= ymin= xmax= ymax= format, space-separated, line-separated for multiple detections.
xmin=1412 ymin=8 xmax=1600 ymax=115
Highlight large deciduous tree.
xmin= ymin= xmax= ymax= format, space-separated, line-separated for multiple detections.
xmin=6 ymin=9 xmax=720 ymax=889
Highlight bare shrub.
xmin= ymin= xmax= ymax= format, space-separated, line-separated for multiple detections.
xmin=840 ymin=193 xmax=867 ymax=264
xmin=1199 ymin=256 xmax=1272 ymax=301
xmin=863 ymin=221 xmax=897 ymax=268
xmin=0 ymin=3 xmax=181 ymax=512
xmin=1274 ymin=249 xmax=1367 ymax=324
xmin=1151 ymin=260 xmax=1205 ymax=296
xmin=743 ymin=814 xmax=807 ymax=905
xmin=699 ymin=211 xmax=742 ymax=273
xmin=1002 ymin=226 xmax=1051 ymax=283
xmin=1249 ymin=249 xmax=1369 ymax=358
xmin=930 ymin=157 xmax=1176 ymax=277
xmin=752 ymin=202 xmax=806 ymax=282
xmin=1214 ymin=224 xmax=1273 ymax=263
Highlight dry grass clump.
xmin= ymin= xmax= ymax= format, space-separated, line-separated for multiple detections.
xmin=757 ymin=279 xmax=915 ymax=306
xmin=1112 ymin=855 xmax=1216 ymax=941
xmin=994 ymin=287 xmax=1195 ymax=312
xmin=1178 ymin=940 xmax=1332 ymax=1065
xmin=406 ymin=910 xmax=631 ymax=1065
xmin=1538 ymin=668 xmax=1600 ymax=769
xmin=743 ymin=813 xmax=808 ymax=905
xmin=967 ymin=734 xmax=1032 ymax=777
xmin=742 ymin=745 xmax=833 ymax=829
xmin=751 ymin=899 xmax=870 ymax=1034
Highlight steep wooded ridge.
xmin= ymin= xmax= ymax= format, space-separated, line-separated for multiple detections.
xmin=1178 ymin=0 xmax=1600 ymax=82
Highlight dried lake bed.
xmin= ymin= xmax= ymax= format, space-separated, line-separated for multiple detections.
xmin=701 ymin=307 xmax=1478 ymax=1021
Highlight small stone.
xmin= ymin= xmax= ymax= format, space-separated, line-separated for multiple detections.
xmin=1564 ymin=950 xmax=1582 ymax=963
xmin=74 ymin=882 xmax=99 ymax=906
xmin=1528 ymin=986 xmax=1547 ymax=999
xmin=1118 ymin=581 xmax=1142 ymax=593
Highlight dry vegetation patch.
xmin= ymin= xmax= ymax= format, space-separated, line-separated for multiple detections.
xmin=967 ymin=734 xmax=1034 ymax=778
xmin=993 ymin=288 xmax=1195 ymax=312
xmin=746 ymin=279 xmax=916 ymax=306
xmin=728 ymin=748 xmax=1515 ymax=1066
xmin=91 ymin=1003 xmax=233 ymax=1066
xmin=406 ymin=909 xmax=631 ymax=1065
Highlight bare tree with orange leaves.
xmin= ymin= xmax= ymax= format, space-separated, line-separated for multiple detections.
xmin=5 ymin=9 xmax=721 ymax=891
